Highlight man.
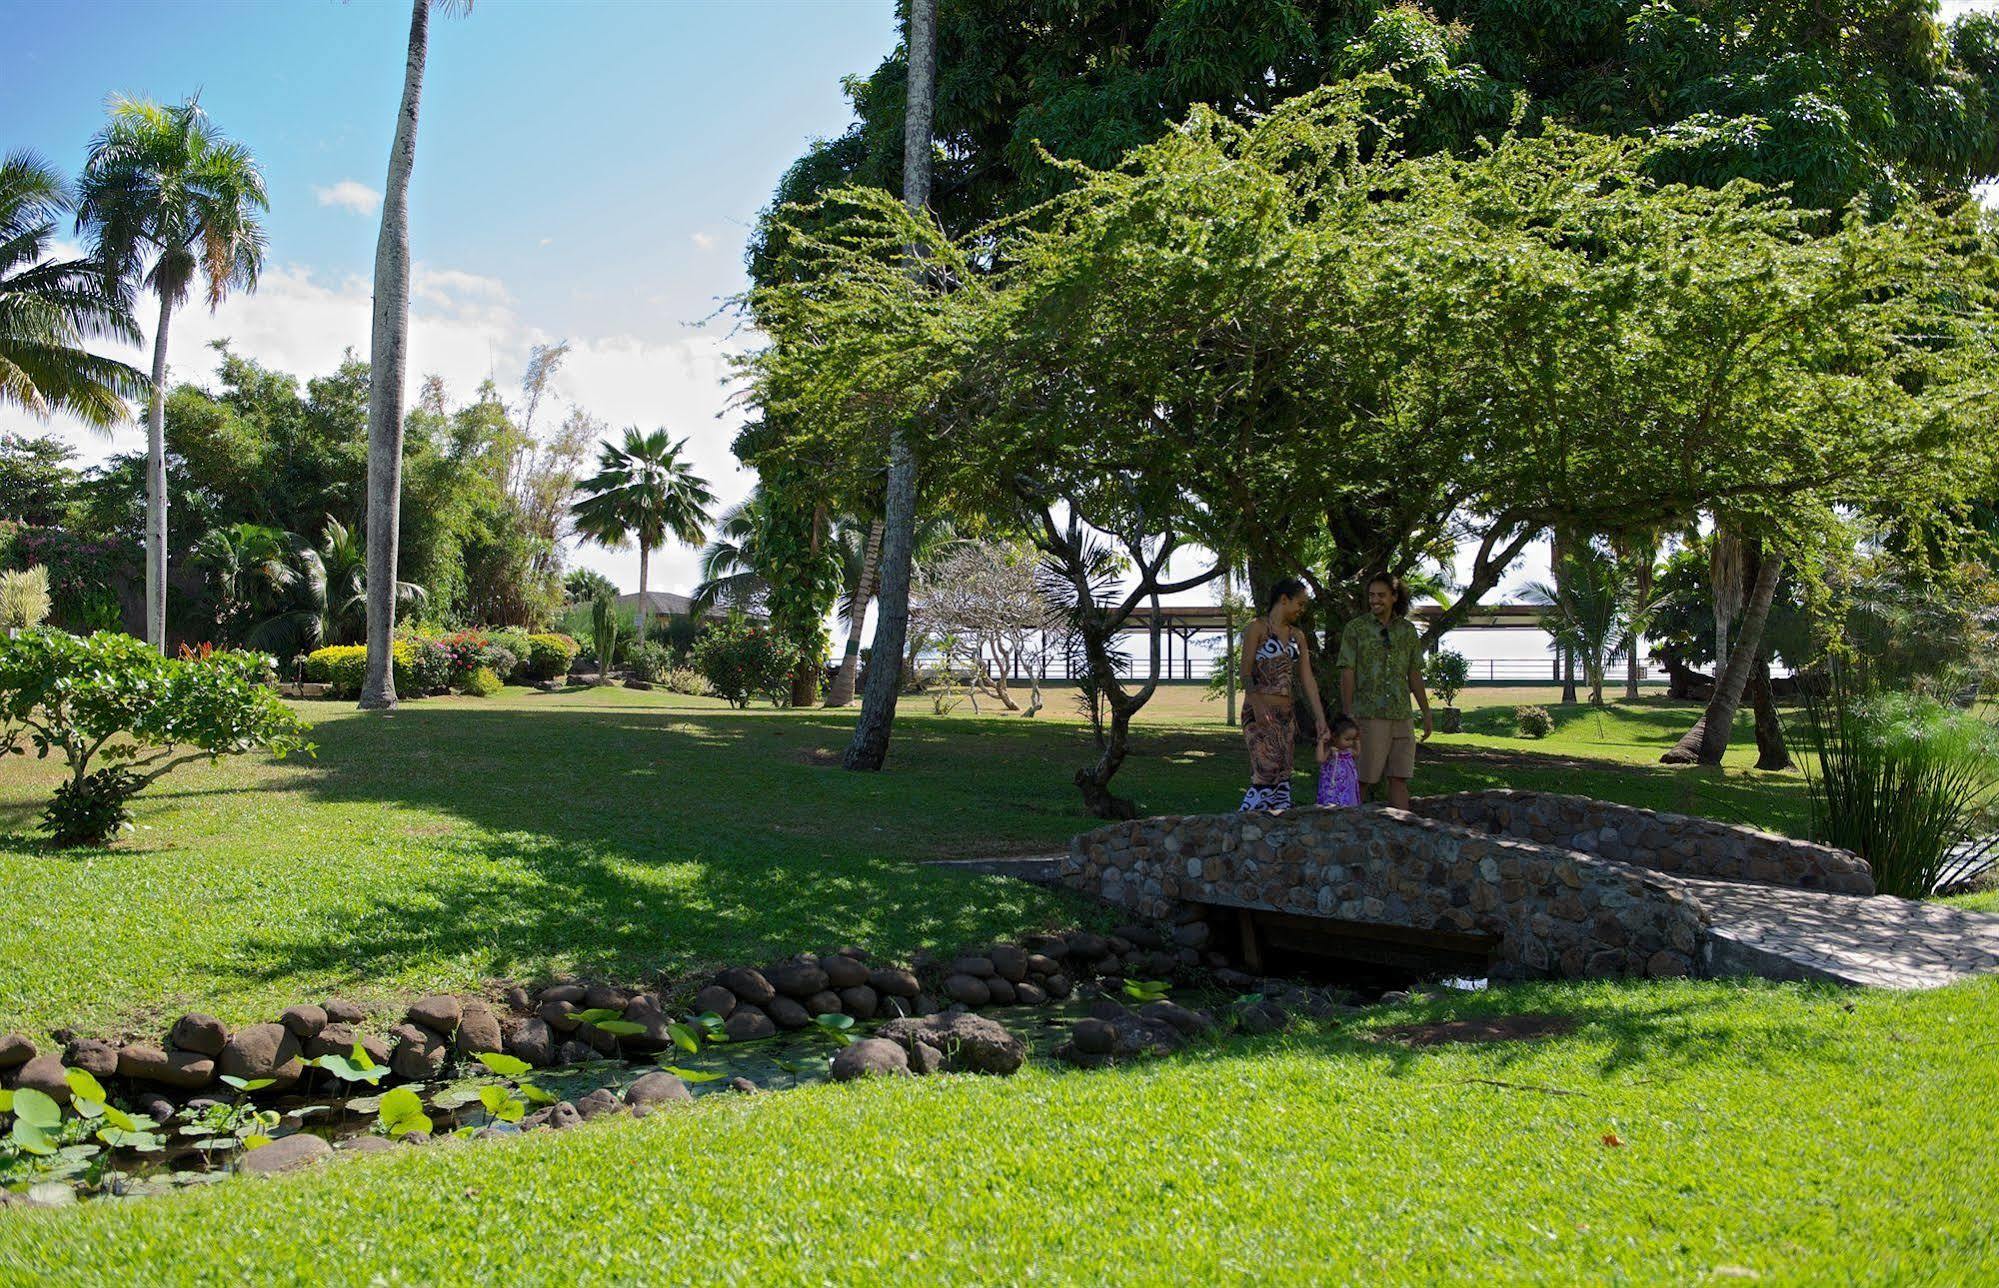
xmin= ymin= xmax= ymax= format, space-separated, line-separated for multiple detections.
xmin=1337 ymin=573 xmax=1433 ymax=809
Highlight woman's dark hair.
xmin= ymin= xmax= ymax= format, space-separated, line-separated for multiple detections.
xmin=1263 ymin=577 xmax=1308 ymax=612
xmin=1367 ymin=572 xmax=1410 ymax=618
xmin=1329 ymin=713 xmax=1359 ymax=739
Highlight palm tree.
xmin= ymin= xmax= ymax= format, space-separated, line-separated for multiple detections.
xmin=362 ymin=0 xmax=471 ymax=710
xmin=240 ymin=517 xmax=425 ymax=655
xmin=572 ymin=427 xmax=715 ymax=641
xmin=1527 ymin=546 xmax=1634 ymax=708
xmin=691 ymin=490 xmax=776 ymax=614
xmin=77 ymin=96 xmax=267 ymax=653
xmin=824 ymin=512 xmax=882 ymax=707
xmin=193 ymin=521 xmax=293 ymax=639
xmin=845 ymin=0 xmax=937 ymax=771
xmin=0 ymin=151 xmax=146 ymax=428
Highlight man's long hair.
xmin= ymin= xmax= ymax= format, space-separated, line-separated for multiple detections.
xmin=1368 ymin=572 xmax=1411 ymax=618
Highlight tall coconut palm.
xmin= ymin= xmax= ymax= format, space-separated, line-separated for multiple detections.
xmin=361 ymin=0 xmax=472 ymax=709
xmin=845 ymin=0 xmax=938 ymax=770
xmin=0 ymin=151 xmax=146 ymax=428
xmin=77 ymin=96 xmax=267 ymax=653
xmin=572 ymin=427 xmax=715 ymax=641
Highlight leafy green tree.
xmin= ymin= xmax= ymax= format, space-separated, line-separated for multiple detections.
xmin=572 ymin=427 xmax=714 ymax=642
xmin=0 ymin=152 xmax=145 ymax=430
xmin=0 ymin=629 xmax=312 ymax=846
xmin=78 ymin=96 xmax=267 ymax=653
xmin=0 ymin=433 xmax=81 ymax=528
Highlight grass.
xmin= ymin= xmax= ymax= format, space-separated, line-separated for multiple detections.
xmin=3 ymin=681 xmax=1992 ymax=1280
xmin=1 ymin=685 xmax=1801 ymax=1039
xmin=3 ymin=978 xmax=1994 ymax=1283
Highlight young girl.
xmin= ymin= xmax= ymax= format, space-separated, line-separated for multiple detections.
xmin=1316 ymin=715 xmax=1362 ymax=808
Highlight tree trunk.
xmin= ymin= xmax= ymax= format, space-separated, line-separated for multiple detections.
xmin=826 ymin=516 xmax=882 ymax=707
xmin=1662 ymin=546 xmax=1783 ymax=765
xmin=844 ymin=0 xmax=934 ymax=771
xmin=144 ymin=292 xmax=173 ymax=653
xmin=1554 ymin=529 xmax=1578 ymax=705
xmin=360 ymin=0 xmax=429 ymax=711
xmin=1751 ymin=654 xmax=1791 ymax=770
xmin=1625 ymin=555 xmax=1652 ymax=702
xmin=1224 ymin=615 xmax=1237 ymax=726
xmin=636 ymin=544 xmax=651 ymax=643
xmin=791 ymin=505 xmax=828 ymax=708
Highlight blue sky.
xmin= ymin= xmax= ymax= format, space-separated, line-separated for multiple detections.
xmin=2 ymin=0 xmax=900 ymax=595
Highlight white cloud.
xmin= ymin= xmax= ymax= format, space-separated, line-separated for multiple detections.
xmin=689 ymin=231 xmax=718 ymax=250
xmin=538 ymin=237 xmax=553 ymax=247
xmin=312 ymin=179 xmax=381 ymax=216
xmin=5 ymin=255 xmax=756 ymax=601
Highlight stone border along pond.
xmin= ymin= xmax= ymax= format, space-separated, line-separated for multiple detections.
xmin=0 ymin=925 xmax=1371 ymax=1209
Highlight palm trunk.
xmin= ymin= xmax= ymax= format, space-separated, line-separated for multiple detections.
xmin=1554 ymin=530 xmax=1578 ymax=705
xmin=144 ymin=293 xmax=173 ymax=652
xmin=360 ymin=0 xmax=429 ymax=711
xmin=1750 ymin=653 xmax=1790 ymax=770
xmin=636 ymin=544 xmax=651 ymax=644
xmin=826 ymin=516 xmax=883 ymax=707
xmin=1663 ymin=546 xmax=1783 ymax=766
xmin=1625 ymin=556 xmax=1651 ymax=702
xmin=844 ymin=0 xmax=935 ymax=771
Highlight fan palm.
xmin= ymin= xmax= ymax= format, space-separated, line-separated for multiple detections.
xmin=572 ymin=427 xmax=714 ymax=640
xmin=242 ymin=517 xmax=425 ymax=655
xmin=78 ymin=96 xmax=268 ymax=652
xmin=0 ymin=151 xmax=145 ymax=428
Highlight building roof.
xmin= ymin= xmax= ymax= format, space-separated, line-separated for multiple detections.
xmin=615 ymin=590 xmax=748 ymax=622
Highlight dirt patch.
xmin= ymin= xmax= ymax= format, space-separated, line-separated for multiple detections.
xmin=1375 ymin=1014 xmax=1576 ymax=1046
xmin=1423 ymin=743 xmax=1651 ymax=778
xmin=793 ymin=747 xmax=842 ymax=767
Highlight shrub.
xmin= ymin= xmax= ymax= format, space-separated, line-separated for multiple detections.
xmin=0 ymin=630 xmax=313 ymax=847
xmin=488 ymin=627 xmax=531 ymax=667
xmin=460 ymin=665 xmax=504 ymax=697
xmin=662 ymin=667 xmax=710 ymax=697
xmin=691 ymin=613 xmax=798 ymax=708
xmin=303 ymin=641 xmax=421 ymax=698
xmin=1797 ymin=665 xmax=1999 ymax=898
xmin=0 ymin=566 xmax=52 ymax=633
xmin=1514 ymin=705 xmax=1555 ymax=738
xmin=522 ymin=633 xmax=580 ymax=682
xmin=402 ymin=636 xmax=452 ymax=695
xmin=627 ymin=641 xmax=673 ymax=684
xmin=591 ymin=594 xmax=622 ymax=682
xmin=1425 ymin=649 xmax=1470 ymax=708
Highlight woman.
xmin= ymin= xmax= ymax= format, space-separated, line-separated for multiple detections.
xmin=1239 ymin=578 xmax=1331 ymax=812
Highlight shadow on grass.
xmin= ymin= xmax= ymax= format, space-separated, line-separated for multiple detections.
xmin=219 ymin=694 xmax=1805 ymax=999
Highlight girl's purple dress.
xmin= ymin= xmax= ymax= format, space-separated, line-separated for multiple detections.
xmin=1317 ymin=749 xmax=1360 ymax=807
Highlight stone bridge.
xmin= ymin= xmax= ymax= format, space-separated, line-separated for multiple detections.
xmin=1060 ymin=791 xmax=1925 ymax=983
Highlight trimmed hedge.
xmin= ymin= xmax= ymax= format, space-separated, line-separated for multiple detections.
xmin=523 ymin=633 xmax=580 ymax=682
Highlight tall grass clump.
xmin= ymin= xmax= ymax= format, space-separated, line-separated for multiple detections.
xmin=1796 ymin=663 xmax=1998 ymax=897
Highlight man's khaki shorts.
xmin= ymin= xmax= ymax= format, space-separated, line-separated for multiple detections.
xmin=1357 ymin=717 xmax=1416 ymax=782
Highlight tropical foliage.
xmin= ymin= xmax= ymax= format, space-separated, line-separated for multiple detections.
xmin=572 ymin=428 xmax=714 ymax=640
xmin=0 ymin=629 xmax=311 ymax=846
xmin=0 ymin=151 xmax=145 ymax=428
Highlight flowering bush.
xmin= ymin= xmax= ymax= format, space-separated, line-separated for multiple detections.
xmin=402 ymin=635 xmax=452 ymax=695
xmin=0 ymin=630 xmax=313 ymax=846
xmin=691 ymin=614 xmax=798 ymax=708
xmin=521 ymin=633 xmax=580 ymax=682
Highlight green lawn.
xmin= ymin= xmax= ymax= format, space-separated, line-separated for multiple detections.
xmin=0 ymin=685 xmax=1800 ymax=1039
xmin=4 ymin=978 xmax=1993 ymax=1283
xmin=4 ymin=683 xmax=1992 ymax=1281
